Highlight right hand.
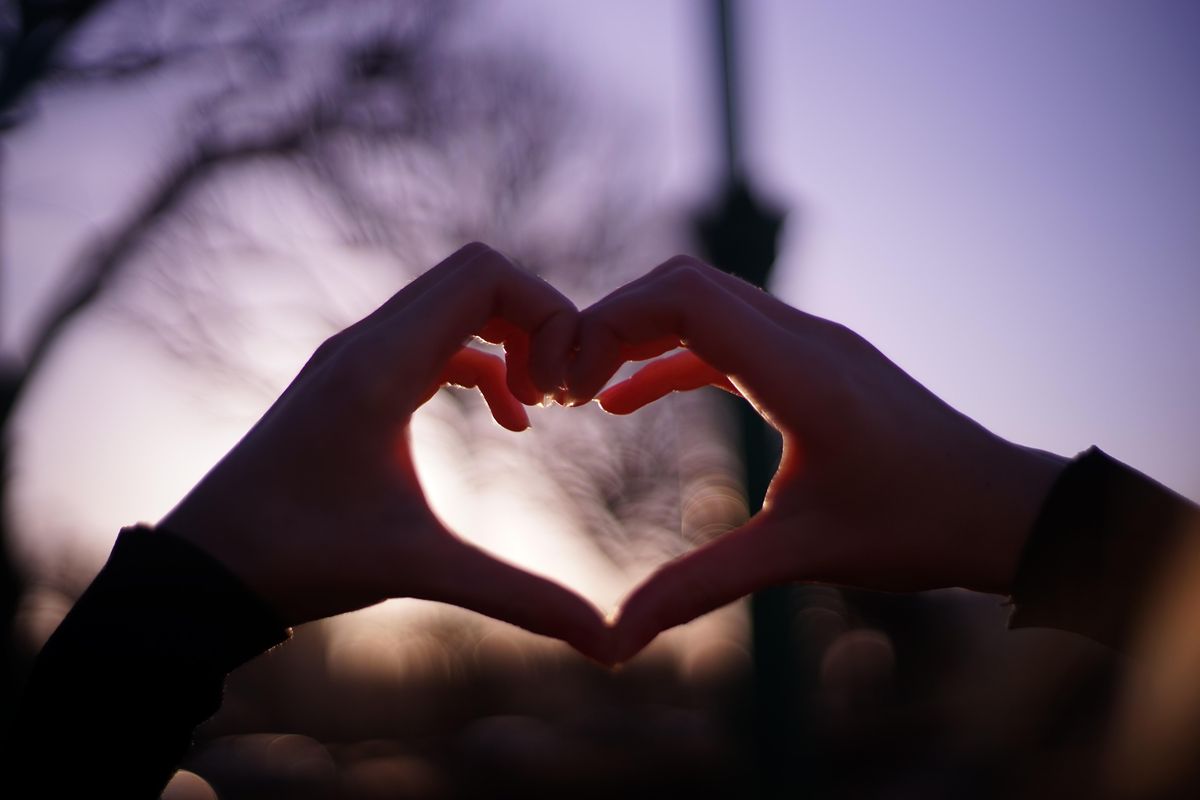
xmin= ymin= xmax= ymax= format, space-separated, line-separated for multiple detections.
xmin=566 ymin=256 xmax=1066 ymax=663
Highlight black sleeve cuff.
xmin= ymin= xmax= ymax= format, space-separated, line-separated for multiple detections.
xmin=84 ymin=524 xmax=292 ymax=674
xmin=14 ymin=525 xmax=291 ymax=797
xmin=1009 ymin=446 xmax=1200 ymax=651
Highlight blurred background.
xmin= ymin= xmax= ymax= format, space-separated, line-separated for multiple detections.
xmin=2 ymin=1 xmax=1198 ymax=797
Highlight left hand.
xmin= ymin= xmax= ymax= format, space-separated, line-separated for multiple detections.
xmin=160 ymin=243 xmax=612 ymax=662
xmin=564 ymin=256 xmax=1064 ymax=662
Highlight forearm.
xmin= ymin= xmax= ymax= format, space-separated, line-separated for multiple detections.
xmin=12 ymin=526 xmax=290 ymax=797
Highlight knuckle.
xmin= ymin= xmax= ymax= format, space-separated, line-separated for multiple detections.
xmin=475 ymin=248 xmax=515 ymax=283
xmin=454 ymin=242 xmax=509 ymax=283
xmin=660 ymin=260 xmax=711 ymax=295
xmin=666 ymin=253 xmax=700 ymax=269
xmin=457 ymin=240 xmax=494 ymax=258
xmin=653 ymin=254 xmax=700 ymax=277
xmin=309 ymin=331 xmax=349 ymax=366
xmin=823 ymin=319 xmax=868 ymax=350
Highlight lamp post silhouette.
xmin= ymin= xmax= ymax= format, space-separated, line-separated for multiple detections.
xmin=693 ymin=2 xmax=808 ymax=796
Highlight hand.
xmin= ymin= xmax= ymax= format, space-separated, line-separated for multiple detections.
xmin=160 ymin=243 xmax=612 ymax=663
xmin=566 ymin=256 xmax=1067 ymax=662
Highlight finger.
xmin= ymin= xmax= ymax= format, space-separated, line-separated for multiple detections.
xmin=502 ymin=331 xmax=543 ymax=405
xmin=423 ymin=536 xmax=614 ymax=664
xmin=360 ymin=242 xmax=500 ymax=330
xmin=392 ymin=245 xmax=577 ymax=392
xmin=298 ymin=244 xmax=498 ymax=378
xmin=610 ymin=510 xmax=797 ymax=663
xmin=438 ymin=348 xmax=530 ymax=432
xmin=610 ymin=255 xmax=806 ymax=330
xmin=528 ymin=306 xmax=577 ymax=396
xmin=477 ymin=318 xmax=542 ymax=405
xmin=558 ymin=334 xmax=685 ymax=407
xmin=567 ymin=263 xmax=788 ymax=404
xmin=597 ymin=351 xmax=739 ymax=415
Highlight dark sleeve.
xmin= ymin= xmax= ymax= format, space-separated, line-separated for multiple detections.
xmin=1009 ymin=446 xmax=1200 ymax=652
xmin=12 ymin=525 xmax=291 ymax=798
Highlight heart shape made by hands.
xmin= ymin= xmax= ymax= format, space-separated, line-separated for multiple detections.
xmin=166 ymin=244 xmax=1049 ymax=669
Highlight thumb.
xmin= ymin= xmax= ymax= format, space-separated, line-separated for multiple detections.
xmin=610 ymin=509 xmax=798 ymax=663
xmin=416 ymin=533 xmax=616 ymax=665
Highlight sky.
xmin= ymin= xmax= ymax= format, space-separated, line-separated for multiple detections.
xmin=5 ymin=0 xmax=1199 ymax=614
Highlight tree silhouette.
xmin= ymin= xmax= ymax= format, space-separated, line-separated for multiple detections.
xmin=1 ymin=0 xmax=730 ymax=731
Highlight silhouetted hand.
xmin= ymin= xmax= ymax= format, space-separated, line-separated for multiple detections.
xmin=566 ymin=256 xmax=1067 ymax=663
xmin=160 ymin=243 xmax=611 ymax=662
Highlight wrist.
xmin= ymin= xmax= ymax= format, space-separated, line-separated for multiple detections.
xmin=158 ymin=494 xmax=275 ymax=616
xmin=967 ymin=438 xmax=1068 ymax=595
